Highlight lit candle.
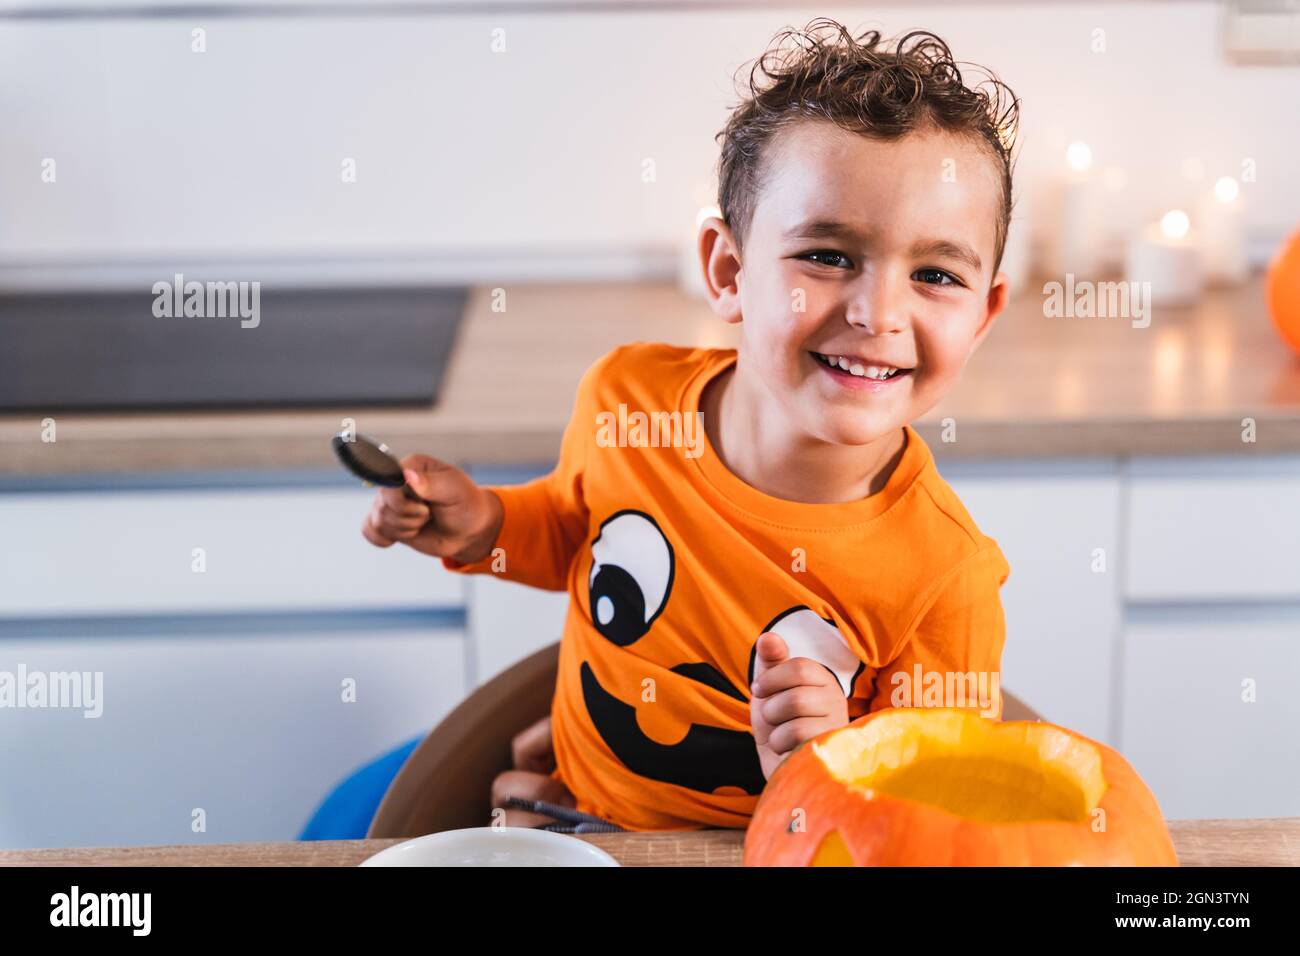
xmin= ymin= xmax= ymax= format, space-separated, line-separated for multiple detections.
xmin=1196 ymin=176 xmax=1247 ymax=285
xmin=1125 ymin=209 xmax=1204 ymax=307
xmin=1048 ymin=141 xmax=1099 ymax=278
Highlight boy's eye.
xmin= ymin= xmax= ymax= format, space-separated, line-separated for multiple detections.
xmin=913 ymin=267 xmax=960 ymax=287
xmin=800 ymin=250 xmax=853 ymax=269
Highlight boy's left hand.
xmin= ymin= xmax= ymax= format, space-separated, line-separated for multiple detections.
xmin=749 ymin=632 xmax=849 ymax=780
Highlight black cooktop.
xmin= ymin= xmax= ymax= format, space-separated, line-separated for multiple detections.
xmin=0 ymin=285 xmax=468 ymax=412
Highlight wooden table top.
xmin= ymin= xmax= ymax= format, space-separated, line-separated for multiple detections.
xmin=3 ymin=275 xmax=1299 ymax=476
xmin=1 ymin=818 xmax=1295 ymax=866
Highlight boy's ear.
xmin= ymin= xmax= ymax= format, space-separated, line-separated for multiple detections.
xmin=969 ymin=270 xmax=1010 ymax=357
xmin=698 ymin=216 xmax=743 ymax=324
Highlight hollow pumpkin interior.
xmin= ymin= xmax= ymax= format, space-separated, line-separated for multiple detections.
xmin=811 ymin=709 xmax=1108 ymax=827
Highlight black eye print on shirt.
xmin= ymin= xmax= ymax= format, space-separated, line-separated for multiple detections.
xmin=587 ymin=510 xmax=675 ymax=647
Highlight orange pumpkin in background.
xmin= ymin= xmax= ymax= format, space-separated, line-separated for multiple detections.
xmin=744 ymin=708 xmax=1178 ymax=867
xmin=1268 ymin=228 xmax=1300 ymax=355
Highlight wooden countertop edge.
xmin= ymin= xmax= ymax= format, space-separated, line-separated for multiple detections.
xmin=3 ymin=415 xmax=1300 ymax=478
xmin=0 ymin=818 xmax=1294 ymax=867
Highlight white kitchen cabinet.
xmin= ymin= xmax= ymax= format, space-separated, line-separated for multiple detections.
xmin=1124 ymin=455 xmax=1300 ymax=603
xmin=467 ymin=575 xmax=569 ymax=686
xmin=6 ymin=446 xmax=1297 ymax=842
xmin=1120 ymin=606 xmax=1300 ymax=820
xmin=0 ymin=627 xmax=465 ymax=850
xmin=0 ymin=478 xmax=469 ymax=850
xmin=0 ymin=486 xmax=463 ymax=615
xmin=463 ymin=467 xmax=569 ymax=686
xmin=943 ymin=461 xmax=1123 ymax=745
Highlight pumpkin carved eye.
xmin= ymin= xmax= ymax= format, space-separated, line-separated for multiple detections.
xmin=588 ymin=510 xmax=675 ymax=646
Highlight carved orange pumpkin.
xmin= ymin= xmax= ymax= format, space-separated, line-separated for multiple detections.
xmin=744 ymin=708 xmax=1178 ymax=866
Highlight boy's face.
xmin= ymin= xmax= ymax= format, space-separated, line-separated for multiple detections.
xmin=706 ymin=119 xmax=1008 ymax=447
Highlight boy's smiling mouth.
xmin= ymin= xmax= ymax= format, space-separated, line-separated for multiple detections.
xmin=810 ymin=351 xmax=914 ymax=387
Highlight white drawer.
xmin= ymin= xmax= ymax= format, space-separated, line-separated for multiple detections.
xmin=0 ymin=487 xmax=463 ymax=615
xmin=1120 ymin=608 xmax=1300 ymax=820
xmin=0 ymin=627 xmax=465 ymax=849
xmin=1124 ymin=457 xmax=1300 ymax=602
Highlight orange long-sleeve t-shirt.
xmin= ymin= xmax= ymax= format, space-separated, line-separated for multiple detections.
xmin=444 ymin=343 xmax=1010 ymax=830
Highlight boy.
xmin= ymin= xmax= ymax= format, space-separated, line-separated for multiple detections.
xmin=363 ymin=19 xmax=1018 ymax=831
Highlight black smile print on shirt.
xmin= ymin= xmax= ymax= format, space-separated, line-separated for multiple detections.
xmin=579 ymin=661 xmax=767 ymax=795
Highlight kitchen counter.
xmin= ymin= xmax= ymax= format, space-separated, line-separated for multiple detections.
xmin=2 ymin=275 xmax=1298 ymax=477
xmin=0 ymin=817 xmax=1295 ymax=866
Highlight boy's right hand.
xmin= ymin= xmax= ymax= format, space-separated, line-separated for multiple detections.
xmin=361 ymin=453 xmax=503 ymax=565
xmin=510 ymin=715 xmax=556 ymax=774
xmin=491 ymin=716 xmax=573 ymax=827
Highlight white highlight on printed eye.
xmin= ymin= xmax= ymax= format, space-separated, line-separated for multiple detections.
xmin=596 ymin=595 xmax=614 ymax=626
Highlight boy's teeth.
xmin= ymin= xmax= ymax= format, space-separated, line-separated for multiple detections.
xmin=819 ymin=353 xmax=900 ymax=379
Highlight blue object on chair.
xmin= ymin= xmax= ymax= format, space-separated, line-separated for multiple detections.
xmin=299 ymin=734 xmax=425 ymax=841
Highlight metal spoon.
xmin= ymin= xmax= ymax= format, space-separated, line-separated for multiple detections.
xmin=330 ymin=433 xmax=425 ymax=503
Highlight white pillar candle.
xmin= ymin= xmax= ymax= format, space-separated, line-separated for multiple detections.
xmin=1049 ymin=141 xmax=1099 ymax=278
xmin=998 ymin=187 xmax=1032 ymax=295
xmin=676 ymin=205 xmax=717 ymax=300
xmin=1196 ymin=176 xmax=1248 ymax=285
xmin=1125 ymin=209 xmax=1203 ymax=307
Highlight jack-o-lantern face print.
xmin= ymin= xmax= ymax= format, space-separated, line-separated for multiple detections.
xmin=579 ymin=511 xmax=862 ymax=798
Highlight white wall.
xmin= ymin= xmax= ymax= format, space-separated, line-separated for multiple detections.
xmin=2 ymin=2 xmax=1297 ymax=286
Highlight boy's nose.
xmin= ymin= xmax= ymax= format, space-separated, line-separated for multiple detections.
xmin=845 ymin=276 xmax=909 ymax=335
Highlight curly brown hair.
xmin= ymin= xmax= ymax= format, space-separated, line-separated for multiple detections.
xmin=716 ymin=18 xmax=1020 ymax=276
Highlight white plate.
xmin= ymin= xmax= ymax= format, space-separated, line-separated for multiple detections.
xmin=359 ymin=827 xmax=621 ymax=867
